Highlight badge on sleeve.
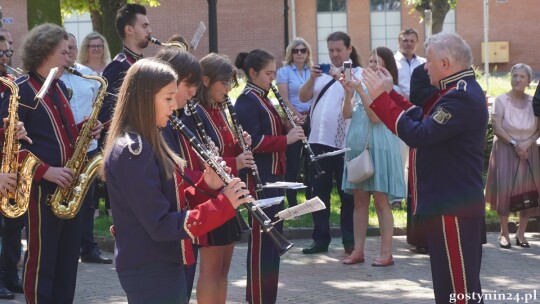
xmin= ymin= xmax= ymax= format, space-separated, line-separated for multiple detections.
xmin=432 ymin=107 xmax=452 ymax=125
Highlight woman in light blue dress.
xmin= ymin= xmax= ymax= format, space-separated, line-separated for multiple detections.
xmin=340 ymin=47 xmax=406 ymax=266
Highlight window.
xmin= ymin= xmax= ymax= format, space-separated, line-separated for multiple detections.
xmin=370 ymin=0 xmax=401 ymax=52
xmin=316 ymin=0 xmax=347 ymax=63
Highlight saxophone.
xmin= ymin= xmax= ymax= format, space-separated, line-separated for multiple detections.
xmin=48 ymin=67 xmax=107 ymax=219
xmin=0 ymin=77 xmax=40 ymax=218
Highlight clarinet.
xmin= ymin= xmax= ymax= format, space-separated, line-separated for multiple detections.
xmin=224 ymin=96 xmax=265 ymax=199
xmin=185 ymin=99 xmax=251 ymax=233
xmin=169 ymin=115 xmax=293 ymax=256
xmin=270 ymin=85 xmax=325 ymax=178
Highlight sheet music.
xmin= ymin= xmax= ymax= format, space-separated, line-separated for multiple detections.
xmin=276 ymin=197 xmax=325 ymax=220
xmin=263 ymin=182 xmax=306 ymax=190
xmin=312 ymin=148 xmax=351 ymax=160
xmin=190 ymin=21 xmax=206 ymax=50
xmin=254 ymin=196 xmax=284 ymax=209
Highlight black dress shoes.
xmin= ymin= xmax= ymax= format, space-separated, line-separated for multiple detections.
xmin=409 ymin=246 xmax=429 ymax=254
xmin=0 ymin=286 xmax=14 ymax=300
xmin=81 ymin=252 xmax=113 ymax=264
xmin=302 ymin=242 xmax=328 ymax=254
xmin=516 ymin=237 xmax=531 ymax=248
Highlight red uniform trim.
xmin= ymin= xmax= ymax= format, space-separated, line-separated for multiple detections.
xmin=248 ymin=220 xmax=263 ymax=304
xmin=23 ymin=187 xmax=42 ymax=304
xmin=442 ymin=215 xmax=468 ymax=304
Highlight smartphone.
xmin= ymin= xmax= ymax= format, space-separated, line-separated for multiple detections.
xmin=343 ymin=60 xmax=352 ymax=81
xmin=319 ymin=63 xmax=331 ymax=74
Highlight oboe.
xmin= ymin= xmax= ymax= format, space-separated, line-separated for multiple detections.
xmin=169 ymin=115 xmax=293 ymax=256
xmin=270 ymin=85 xmax=325 ymax=178
xmin=184 ymin=100 xmax=251 ymax=233
xmin=224 ymin=96 xmax=264 ymax=199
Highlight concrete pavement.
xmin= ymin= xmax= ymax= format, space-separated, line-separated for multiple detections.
xmin=4 ymin=232 xmax=539 ymax=303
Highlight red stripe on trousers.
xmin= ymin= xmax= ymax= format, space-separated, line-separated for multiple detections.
xmin=443 ymin=215 xmax=467 ymax=304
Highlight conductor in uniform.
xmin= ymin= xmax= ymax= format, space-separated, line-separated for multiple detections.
xmin=359 ymin=32 xmax=487 ymax=304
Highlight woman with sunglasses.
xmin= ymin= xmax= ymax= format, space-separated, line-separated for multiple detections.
xmin=276 ymin=37 xmax=313 ymax=208
xmin=181 ymin=53 xmax=255 ymax=304
xmin=78 ymin=32 xmax=111 ymax=75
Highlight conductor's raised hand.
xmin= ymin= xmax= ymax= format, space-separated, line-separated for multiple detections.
xmin=222 ymin=178 xmax=251 ymax=209
xmin=361 ymin=68 xmax=387 ymax=101
xmin=376 ymin=67 xmax=395 ymax=93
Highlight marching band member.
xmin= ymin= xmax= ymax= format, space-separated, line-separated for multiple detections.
xmin=181 ymin=53 xmax=254 ymax=304
xmin=156 ymin=47 xmax=203 ymax=301
xmin=234 ymin=49 xmax=304 ymax=304
xmin=0 ymin=23 xmax=102 ymax=304
xmin=102 ymin=57 xmax=250 ymax=304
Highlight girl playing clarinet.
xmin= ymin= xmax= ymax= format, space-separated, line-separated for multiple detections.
xmin=181 ymin=52 xmax=254 ymax=304
xmin=101 ymin=58 xmax=249 ymax=304
xmin=234 ymin=49 xmax=304 ymax=304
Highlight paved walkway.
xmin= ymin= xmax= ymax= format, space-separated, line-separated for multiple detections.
xmin=4 ymin=232 xmax=540 ymax=303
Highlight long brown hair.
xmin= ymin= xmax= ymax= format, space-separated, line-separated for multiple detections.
xmin=101 ymin=58 xmax=184 ymax=179
xmin=372 ymin=47 xmax=399 ymax=86
xmin=197 ymin=53 xmax=238 ymax=107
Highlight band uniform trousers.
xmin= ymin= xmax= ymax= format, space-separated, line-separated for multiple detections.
xmin=246 ymin=174 xmax=285 ymax=304
xmin=309 ymin=143 xmax=354 ymax=247
xmin=406 ymin=192 xmax=428 ymax=248
xmin=24 ymin=181 xmax=82 ymax=304
xmin=423 ymin=215 xmax=483 ymax=304
xmin=0 ymin=215 xmax=24 ymax=286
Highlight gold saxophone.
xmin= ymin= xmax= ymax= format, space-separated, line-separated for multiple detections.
xmin=48 ymin=67 xmax=107 ymax=219
xmin=0 ymin=77 xmax=40 ymax=218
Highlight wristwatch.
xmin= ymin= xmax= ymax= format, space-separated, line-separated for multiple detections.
xmin=510 ymin=139 xmax=518 ymax=148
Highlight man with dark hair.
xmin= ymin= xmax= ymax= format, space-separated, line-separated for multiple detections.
xmin=298 ymin=31 xmax=357 ymax=255
xmin=99 ymin=3 xmax=152 ymax=126
xmin=394 ymin=28 xmax=426 ymax=100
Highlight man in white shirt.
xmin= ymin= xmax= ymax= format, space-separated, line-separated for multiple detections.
xmin=299 ymin=31 xmax=359 ymax=255
xmin=61 ymin=34 xmax=111 ymax=264
xmin=394 ymin=28 xmax=426 ymax=100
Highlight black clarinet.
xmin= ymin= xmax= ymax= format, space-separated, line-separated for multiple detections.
xmin=169 ymin=115 xmax=293 ymax=256
xmin=185 ymin=100 xmax=251 ymax=233
xmin=270 ymin=85 xmax=325 ymax=178
xmin=224 ymin=96 xmax=265 ymax=199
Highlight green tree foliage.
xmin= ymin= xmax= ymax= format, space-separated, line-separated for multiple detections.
xmin=406 ymin=0 xmax=457 ymax=34
xmin=61 ymin=0 xmax=160 ymax=54
xmin=27 ymin=0 xmax=62 ymax=28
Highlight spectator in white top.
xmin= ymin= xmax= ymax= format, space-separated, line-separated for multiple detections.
xmin=394 ymin=28 xmax=426 ymax=99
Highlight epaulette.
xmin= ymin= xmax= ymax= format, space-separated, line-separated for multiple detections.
xmin=124 ymin=132 xmax=142 ymax=156
xmin=456 ymin=79 xmax=467 ymax=92
xmin=241 ymin=87 xmax=252 ymax=96
xmin=113 ymin=53 xmax=127 ymax=63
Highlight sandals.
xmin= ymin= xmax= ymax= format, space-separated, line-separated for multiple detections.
xmin=342 ymin=255 xmax=365 ymax=265
xmin=371 ymin=255 xmax=394 ymax=267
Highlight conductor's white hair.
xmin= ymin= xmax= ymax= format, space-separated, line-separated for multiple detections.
xmin=426 ymin=32 xmax=472 ymax=70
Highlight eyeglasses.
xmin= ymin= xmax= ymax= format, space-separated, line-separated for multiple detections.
xmin=221 ymin=80 xmax=235 ymax=88
xmin=88 ymin=45 xmax=104 ymax=50
xmin=292 ymin=48 xmax=307 ymax=55
xmin=0 ymin=49 xmax=13 ymax=57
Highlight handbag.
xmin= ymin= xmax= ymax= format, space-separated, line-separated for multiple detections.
xmin=346 ymin=123 xmax=374 ymax=183
xmin=509 ymin=159 xmax=539 ymax=212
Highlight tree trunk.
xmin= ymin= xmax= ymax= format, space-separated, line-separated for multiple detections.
xmin=97 ymin=0 xmax=126 ymax=55
xmin=430 ymin=0 xmax=451 ymax=34
xmin=27 ymin=0 xmax=62 ymax=29
xmin=90 ymin=9 xmax=103 ymax=35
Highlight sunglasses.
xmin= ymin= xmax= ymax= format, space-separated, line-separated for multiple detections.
xmin=292 ymin=48 xmax=307 ymax=55
xmin=0 ymin=50 xmax=13 ymax=57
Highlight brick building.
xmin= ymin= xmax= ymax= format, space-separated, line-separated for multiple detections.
xmin=2 ymin=0 xmax=539 ymax=73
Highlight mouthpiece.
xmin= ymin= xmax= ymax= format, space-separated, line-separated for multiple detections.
xmin=148 ymin=37 xmax=162 ymax=45
xmin=64 ymin=66 xmax=83 ymax=77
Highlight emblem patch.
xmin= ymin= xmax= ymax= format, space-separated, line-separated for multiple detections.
xmin=432 ymin=107 xmax=452 ymax=125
